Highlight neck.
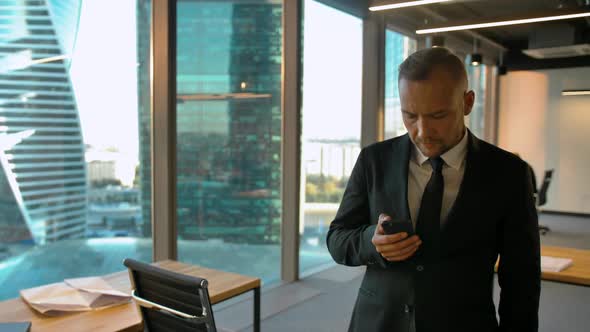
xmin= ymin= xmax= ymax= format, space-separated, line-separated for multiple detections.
xmin=451 ymin=127 xmax=466 ymax=149
xmin=436 ymin=127 xmax=466 ymax=157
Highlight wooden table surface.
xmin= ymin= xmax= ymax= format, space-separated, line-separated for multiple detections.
xmin=540 ymin=245 xmax=590 ymax=286
xmin=0 ymin=260 xmax=261 ymax=332
xmin=495 ymin=245 xmax=590 ymax=286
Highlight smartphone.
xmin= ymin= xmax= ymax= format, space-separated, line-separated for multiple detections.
xmin=381 ymin=219 xmax=414 ymax=236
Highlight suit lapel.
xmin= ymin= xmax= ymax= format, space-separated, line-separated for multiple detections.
xmin=442 ymin=131 xmax=484 ymax=232
xmin=387 ymin=134 xmax=412 ymax=221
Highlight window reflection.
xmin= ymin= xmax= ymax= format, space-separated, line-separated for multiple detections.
xmin=174 ymin=1 xmax=283 ymax=284
xmin=384 ymin=29 xmax=417 ymax=139
xmin=466 ymin=63 xmax=487 ymax=138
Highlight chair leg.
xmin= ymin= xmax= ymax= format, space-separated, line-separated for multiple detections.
xmin=539 ymin=225 xmax=550 ymax=235
xmin=537 ymin=207 xmax=549 ymax=235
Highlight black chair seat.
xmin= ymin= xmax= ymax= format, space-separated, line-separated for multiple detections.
xmin=124 ymin=258 xmax=218 ymax=332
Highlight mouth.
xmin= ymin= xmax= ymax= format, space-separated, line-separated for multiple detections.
xmin=418 ymin=141 xmax=442 ymax=155
xmin=419 ymin=141 xmax=439 ymax=148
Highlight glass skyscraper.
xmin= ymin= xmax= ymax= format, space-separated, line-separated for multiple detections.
xmin=0 ymin=0 xmax=86 ymax=245
xmin=137 ymin=0 xmax=282 ymax=243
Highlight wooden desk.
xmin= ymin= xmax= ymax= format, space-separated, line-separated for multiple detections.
xmin=0 ymin=260 xmax=261 ymax=332
xmin=495 ymin=246 xmax=590 ymax=286
xmin=540 ymin=246 xmax=590 ymax=286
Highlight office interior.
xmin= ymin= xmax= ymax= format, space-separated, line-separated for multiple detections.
xmin=0 ymin=0 xmax=589 ymax=331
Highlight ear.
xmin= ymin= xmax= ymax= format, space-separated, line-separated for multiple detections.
xmin=463 ymin=90 xmax=475 ymax=116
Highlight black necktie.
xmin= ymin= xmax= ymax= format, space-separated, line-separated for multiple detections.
xmin=416 ymin=157 xmax=444 ymax=258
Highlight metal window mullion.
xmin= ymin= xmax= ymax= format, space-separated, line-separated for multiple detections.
xmin=485 ymin=66 xmax=499 ymax=144
xmin=361 ymin=13 xmax=385 ymax=147
xmin=151 ymin=0 xmax=177 ymax=262
xmin=281 ymin=0 xmax=302 ymax=283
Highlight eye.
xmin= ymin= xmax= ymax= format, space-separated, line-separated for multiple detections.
xmin=403 ymin=112 xmax=417 ymax=120
xmin=431 ymin=112 xmax=447 ymax=120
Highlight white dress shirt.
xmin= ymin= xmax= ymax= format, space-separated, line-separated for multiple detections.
xmin=407 ymin=130 xmax=468 ymax=228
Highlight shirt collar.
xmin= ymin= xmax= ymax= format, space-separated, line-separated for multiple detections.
xmin=412 ymin=129 xmax=468 ymax=170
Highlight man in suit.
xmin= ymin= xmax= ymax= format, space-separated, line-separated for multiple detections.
xmin=327 ymin=47 xmax=540 ymax=332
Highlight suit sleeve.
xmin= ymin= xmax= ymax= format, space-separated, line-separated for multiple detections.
xmin=326 ymin=148 xmax=387 ymax=268
xmin=497 ymin=163 xmax=541 ymax=332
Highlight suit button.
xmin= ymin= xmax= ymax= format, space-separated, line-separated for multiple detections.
xmin=416 ymin=265 xmax=424 ymax=272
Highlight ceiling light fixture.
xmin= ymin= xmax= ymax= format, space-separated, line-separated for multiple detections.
xmin=416 ymin=11 xmax=590 ymax=34
xmin=430 ymin=35 xmax=445 ymax=47
xmin=497 ymin=52 xmax=507 ymax=75
xmin=470 ymin=53 xmax=482 ymax=66
xmin=369 ymin=0 xmax=452 ymax=11
xmin=562 ymin=90 xmax=590 ymax=96
xmin=469 ymin=38 xmax=482 ymax=66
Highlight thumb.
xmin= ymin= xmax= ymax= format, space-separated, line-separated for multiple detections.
xmin=376 ymin=213 xmax=391 ymax=235
xmin=378 ymin=213 xmax=391 ymax=224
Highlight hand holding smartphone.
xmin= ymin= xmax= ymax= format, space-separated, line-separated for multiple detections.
xmin=373 ymin=214 xmax=421 ymax=262
xmin=381 ymin=218 xmax=414 ymax=236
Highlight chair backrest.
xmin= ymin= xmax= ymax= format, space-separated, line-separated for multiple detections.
xmin=123 ymin=258 xmax=217 ymax=332
xmin=537 ymin=169 xmax=554 ymax=206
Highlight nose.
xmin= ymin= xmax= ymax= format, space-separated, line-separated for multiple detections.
xmin=416 ymin=117 xmax=432 ymax=139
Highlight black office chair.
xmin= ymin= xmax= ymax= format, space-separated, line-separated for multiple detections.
xmin=123 ymin=258 xmax=217 ymax=332
xmin=537 ymin=169 xmax=554 ymax=235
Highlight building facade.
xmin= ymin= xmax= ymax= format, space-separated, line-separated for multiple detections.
xmin=0 ymin=0 xmax=86 ymax=245
xmin=137 ymin=0 xmax=282 ymax=243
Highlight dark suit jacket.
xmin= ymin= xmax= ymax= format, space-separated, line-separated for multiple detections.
xmin=327 ymin=133 xmax=541 ymax=332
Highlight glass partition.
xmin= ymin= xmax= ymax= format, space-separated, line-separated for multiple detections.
xmin=465 ymin=63 xmax=487 ymax=138
xmin=299 ymin=0 xmax=363 ymax=276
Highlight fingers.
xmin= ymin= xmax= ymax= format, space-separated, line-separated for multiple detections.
xmin=380 ymin=239 xmax=421 ymax=261
xmin=372 ymin=231 xmax=408 ymax=246
xmin=375 ymin=235 xmax=422 ymax=262
xmin=379 ymin=235 xmax=421 ymax=252
xmin=372 ymin=213 xmax=421 ymax=262
xmin=381 ymin=245 xmax=419 ymax=262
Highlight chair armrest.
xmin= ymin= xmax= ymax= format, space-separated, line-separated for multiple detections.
xmin=131 ymin=289 xmax=207 ymax=319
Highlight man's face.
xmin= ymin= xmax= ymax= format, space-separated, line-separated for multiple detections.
xmin=399 ymin=67 xmax=474 ymax=158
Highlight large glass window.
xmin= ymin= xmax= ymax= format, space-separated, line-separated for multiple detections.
xmin=299 ymin=0 xmax=363 ymax=276
xmin=0 ymin=0 xmax=152 ymax=300
xmin=175 ymin=1 xmax=283 ymax=284
xmin=465 ymin=63 xmax=487 ymax=138
xmin=384 ymin=29 xmax=417 ymax=139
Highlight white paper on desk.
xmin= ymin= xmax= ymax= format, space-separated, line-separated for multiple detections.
xmin=20 ymin=276 xmax=131 ymax=316
xmin=541 ymin=256 xmax=573 ymax=272
xmin=65 ymin=276 xmax=129 ymax=297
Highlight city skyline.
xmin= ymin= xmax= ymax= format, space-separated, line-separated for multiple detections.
xmin=0 ymin=0 xmax=399 ymax=301
xmin=0 ymin=0 xmax=371 ymax=252
xmin=64 ymin=0 xmax=364 ymax=191
xmin=74 ymin=1 xmax=362 ymax=145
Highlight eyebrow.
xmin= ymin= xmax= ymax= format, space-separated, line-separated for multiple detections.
xmin=430 ymin=110 xmax=449 ymax=116
xmin=401 ymin=109 xmax=449 ymax=116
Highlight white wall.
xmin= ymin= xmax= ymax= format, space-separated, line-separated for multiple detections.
xmin=498 ymin=67 xmax=590 ymax=214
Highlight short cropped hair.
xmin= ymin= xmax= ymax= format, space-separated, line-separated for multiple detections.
xmin=398 ymin=47 xmax=467 ymax=83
